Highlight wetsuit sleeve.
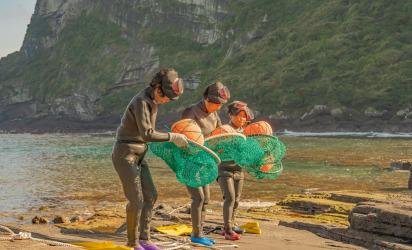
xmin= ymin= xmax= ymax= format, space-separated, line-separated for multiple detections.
xmin=133 ymin=99 xmax=170 ymax=142
xmin=181 ymin=107 xmax=195 ymax=120
xmin=216 ymin=112 xmax=222 ymax=127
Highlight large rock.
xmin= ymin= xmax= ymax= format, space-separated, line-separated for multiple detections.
xmin=279 ymin=194 xmax=354 ymax=215
xmin=269 ymin=111 xmax=288 ymax=120
xmin=349 ymin=201 xmax=412 ymax=239
xmin=330 ymin=108 xmax=344 ymax=118
xmin=364 ymin=107 xmax=390 ymax=119
xmin=390 ymin=161 xmax=412 ymax=171
xmin=52 ymin=215 xmax=69 ymax=224
xmin=32 ymin=216 xmax=49 ymax=224
xmin=300 ymin=105 xmax=330 ymax=120
xmin=280 ymin=221 xmax=412 ymax=250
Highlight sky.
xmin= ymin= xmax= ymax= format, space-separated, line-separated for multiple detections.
xmin=0 ymin=0 xmax=37 ymax=59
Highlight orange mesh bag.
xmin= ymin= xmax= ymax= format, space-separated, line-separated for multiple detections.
xmin=171 ymin=119 xmax=204 ymax=145
xmin=151 ymin=118 xmax=220 ymax=187
xmin=204 ymin=125 xmax=264 ymax=166
xmin=207 ymin=124 xmax=237 ymax=137
xmin=243 ymin=122 xmax=286 ymax=179
xmin=243 ymin=121 xmax=273 ymax=136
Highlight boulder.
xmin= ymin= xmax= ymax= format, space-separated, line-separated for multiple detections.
xmin=300 ymin=105 xmax=330 ymax=120
xmin=52 ymin=215 xmax=68 ymax=224
xmin=331 ymin=108 xmax=344 ymax=118
xmin=69 ymin=215 xmax=84 ymax=223
xmin=269 ymin=111 xmax=288 ymax=120
xmin=364 ymin=107 xmax=389 ymax=118
xmin=409 ymin=168 xmax=412 ymax=190
xmin=32 ymin=216 xmax=49 ymax=224
xmin=390 ymin=161 xmax=411 ymax=171
xmin=349 ymin=201 xmax=412 ymax=239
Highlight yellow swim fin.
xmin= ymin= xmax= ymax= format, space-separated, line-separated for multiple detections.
xmin=239 ymin=222 xmax=262 ymax=234
xmin=72 ymin=241 xmax=131 ymax=250
xmin=155 ymin=224 xmax=193 ymax=236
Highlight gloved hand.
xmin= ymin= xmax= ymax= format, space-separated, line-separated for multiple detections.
xmin=169 ymin=133 xmax=189 ymax=148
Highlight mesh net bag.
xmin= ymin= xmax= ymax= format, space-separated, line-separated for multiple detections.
xmin=171 ymin=119 xmax=204 ymax=145
xmin=243 ymin=135 xmax=286 ymax=179
xmin=204 ymin=134 xmax=265 ymax=166
xmin=149 ymin=141 xmax=219 ymax=187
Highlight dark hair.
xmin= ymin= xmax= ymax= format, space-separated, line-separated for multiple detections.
xmin=150 ymin=68 xmax=173 ymax=88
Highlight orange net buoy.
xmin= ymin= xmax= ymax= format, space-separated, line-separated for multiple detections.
xmin=207 ymin=124 xmax=237 ymax=137
xmin=171 ymin=119 xmax=204 ymax=145
xmin=243 ymin=121 xmax=273 ymax=136
xmin=259 ymin=164 xmax=272 ymax=172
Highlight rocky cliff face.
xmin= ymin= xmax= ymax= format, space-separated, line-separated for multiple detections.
xmin=0 ymin=0 xmax=229 ymax=123
xmin=1 ymin=0 xmax=412 ymax=132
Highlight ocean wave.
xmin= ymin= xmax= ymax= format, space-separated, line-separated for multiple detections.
xmin=278 ymin=130 xmax=412 ymax=138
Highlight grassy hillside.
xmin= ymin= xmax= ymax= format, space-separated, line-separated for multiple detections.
xmin=180 ymin=0 xmax=412 ymax=115
xmin=1 ymin=0 xmax=412 ymax=118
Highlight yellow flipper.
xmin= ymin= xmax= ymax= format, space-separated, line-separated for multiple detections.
xmin=239 ymin=222 xmax=262 ymax=234
xmin=155 ymin=224 xmax=193 ymax=236
xmin=72 ymin=241 xmax=131 ymax=250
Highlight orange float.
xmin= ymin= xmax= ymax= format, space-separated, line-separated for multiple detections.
xmin=171 ymin=119 xmax=204 ymax=145
xmin=244 ymin=121 xmax=274 ymax=173
xmin=243 ymin=121 xmax=273 ymax=136
xmin=207 ymin=124 xmax=237 ymax=137
xmin=259 ymin=164 xmax=272 ymax=172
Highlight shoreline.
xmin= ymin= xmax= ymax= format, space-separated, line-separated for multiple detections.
xmin=2 ymin=129 xmax=412 ymax=140
xmin=1 ymin=112 xmax=412 ymax=134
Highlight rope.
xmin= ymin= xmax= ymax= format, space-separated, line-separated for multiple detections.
xmin=0 ymin=225 xmax=14 ymax=235
xmin=0 ymin=224 xmax=82 ymax=248
xmin=31 ymin=237 xmax=82 ymax=248
xmin=155 ymin=241 xmax=190 ymax=250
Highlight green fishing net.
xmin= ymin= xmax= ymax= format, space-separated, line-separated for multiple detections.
xmin=149 ymin=141 xmax=219 ymax=188
xmin=242 ymin=135 xmax=286 ymax=180
xmin=204 ymin=134 xmax=265 ymax=166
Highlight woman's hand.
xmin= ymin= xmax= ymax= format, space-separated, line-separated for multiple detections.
xmin=169 ymin=133 xmax=189 ymax=148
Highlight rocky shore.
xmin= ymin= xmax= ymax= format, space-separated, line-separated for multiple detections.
xmin=1 ymin=190 xmax=411 ymax=249
xmin=2 ymin=108 xmax=412 ymax=134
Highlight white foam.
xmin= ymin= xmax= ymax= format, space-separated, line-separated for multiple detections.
xmin=278 ymin=130 xmax=412 ymax=138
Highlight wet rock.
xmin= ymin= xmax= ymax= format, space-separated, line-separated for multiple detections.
xmin=279 ymin=194 xmax=354 ymax=215
xmin=52 ymin=215 xmax=68 ymax=224
xmin=328 ymin=191 xmax=387 ymax=204
xmin=396 ymin=108 xmax=410 ymax=119
xmin=405 ymin=112 xmax=412 ymax=120
xmin=364 ymin=107 xmax=390 ymax=119
xmin=349 ymin=201 xmax=412 ymax=239
xmin=38 ymin=206 xmax=48 ymax=211
xmin=280 ymin=221 xmax=412 ymax=250
xmin=155 ymin=203 xmax=173 ymax=211
xmin=70 ymin=215 xmax=84 ymax=223
xmin=330 ymin=108 xmax=344 ymax=118
xmin=390 ymin=161 xmax=411 ymax=171
xmin=32 ymin=216 xmax=49 ymax=224
xmin=409 ymin=168 xmax=412 ymax=190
